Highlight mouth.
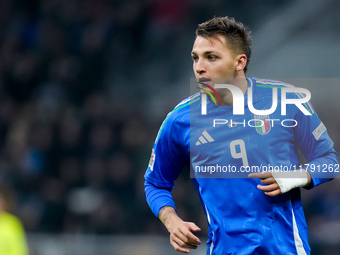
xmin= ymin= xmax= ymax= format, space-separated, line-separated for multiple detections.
xmin=198 ymin=77 xmax=211 ymax=83
xmin=197 ymin=78 xmax=212 ymax=88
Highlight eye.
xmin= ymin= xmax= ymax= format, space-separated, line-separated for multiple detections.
xmin=192 ymin=55 xmax=198 ymax=62
xmin=208 ymin=55 xmax=217 ymax=61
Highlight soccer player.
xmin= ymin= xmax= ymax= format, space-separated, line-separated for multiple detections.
xmin=144 ymin=16 xmax=338 ymax=254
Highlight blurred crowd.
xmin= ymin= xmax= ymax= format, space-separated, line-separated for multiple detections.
xmin=0 ymin=0 xmax=213 ymax=235
xmin=0 ymin=0 xmax=158 ymax=234
xmin=0 ymin=1 xmax=339 ymax=247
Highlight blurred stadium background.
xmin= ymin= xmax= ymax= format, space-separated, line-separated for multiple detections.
xmin=0 ymin=0 xmax=339 ymax=254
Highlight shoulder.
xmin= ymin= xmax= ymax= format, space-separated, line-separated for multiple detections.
xmin=252 ymin=77 xmax=294 ymax=87
xmin=155 ymin=93 xmax=201 ymax=143
xmin=250 ymin=77 xmax=314 ymax=115
xmin=251 ymin=77 xmax=296 ymax=95
xmin=251 ymin=77 xmax=309 ymax=99
xmin=164 ymin=92 xmax=201 ymax=123
xmin=0 ymin=212 xmax=23 ymax=230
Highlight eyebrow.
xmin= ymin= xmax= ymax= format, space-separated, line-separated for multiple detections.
xmin=191 ymin=51 xmax=218 ymax=56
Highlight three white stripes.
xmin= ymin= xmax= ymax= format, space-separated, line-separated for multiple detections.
xmin=196 ymin=131 xmax=214 ymax=145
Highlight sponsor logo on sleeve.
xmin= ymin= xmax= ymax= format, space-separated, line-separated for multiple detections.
xmin=148 ymin=149 xmax=156 ymax=171
xmin=312 ymin=122 xmax=326 ymax=140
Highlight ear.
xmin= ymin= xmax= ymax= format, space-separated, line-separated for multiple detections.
xmin=235 ymin=54 xmax=247 ymax=72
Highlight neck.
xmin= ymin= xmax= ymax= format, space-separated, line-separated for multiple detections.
xmin=217 ymin=77 xmax=248 ymax=106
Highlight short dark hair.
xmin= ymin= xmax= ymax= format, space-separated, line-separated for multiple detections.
xmin=196 ymin=16 xmax=252 ymax=73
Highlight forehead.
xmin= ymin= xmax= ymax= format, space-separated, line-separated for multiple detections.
xmin=192 ymin=35 xmax=229 ymax=54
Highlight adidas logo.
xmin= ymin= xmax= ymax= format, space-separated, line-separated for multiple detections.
xmin=196 ymin=131 xmax=214 ymax=146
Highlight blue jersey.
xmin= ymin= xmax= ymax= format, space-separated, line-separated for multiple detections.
xmin=144 ymin=77 xmax=338 ymax=255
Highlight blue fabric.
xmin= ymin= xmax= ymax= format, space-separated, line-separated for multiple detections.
xmin=144 ymin=77 xmax=338 ymax=255
xmin=144 ymin=180 xmax=175 ymax=217
xmin=304 ymin=151 xmax=338 ymax=187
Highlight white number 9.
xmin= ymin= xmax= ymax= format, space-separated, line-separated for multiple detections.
xmin=230 ymin=139 xmax=249 ymax=167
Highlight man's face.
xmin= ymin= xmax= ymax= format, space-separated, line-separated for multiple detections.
xmin=191 ymin=35 xmax=241 ymax=86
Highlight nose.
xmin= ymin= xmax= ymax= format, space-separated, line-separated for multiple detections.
xmin=195 ymin=59 xmax=206 ymax=75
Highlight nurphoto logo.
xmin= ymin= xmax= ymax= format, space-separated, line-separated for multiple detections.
xmin=200 ymin=84 xmax=312 ymax=116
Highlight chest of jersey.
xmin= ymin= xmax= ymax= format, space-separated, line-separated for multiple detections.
xmin=189 ymin=98 xmax=298 ymax=178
